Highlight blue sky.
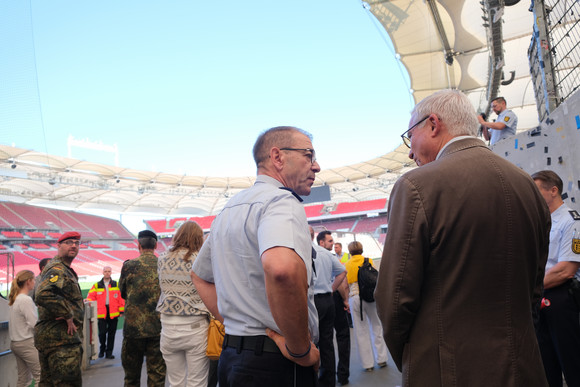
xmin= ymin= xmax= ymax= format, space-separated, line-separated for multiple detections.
xmin=1 ymin=0 xmax=413 ymax=177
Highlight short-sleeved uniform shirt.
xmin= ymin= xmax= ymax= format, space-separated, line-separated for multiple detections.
xmin=490 ymin=109 xmax=517 ymax=145
xmin=192 ymin=175 xmax=319 ymax=342
xmin=312 ymin=244 xmax=345 ymax=294
xmin=546 ymin=204 xmax=580 ymax=280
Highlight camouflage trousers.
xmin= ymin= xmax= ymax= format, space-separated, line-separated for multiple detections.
xmin=122 ymin=336 xmax=166 ymax=387
xmin=38 ymin=344 xmax=82 ymax=387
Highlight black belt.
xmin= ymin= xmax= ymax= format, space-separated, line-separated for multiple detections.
xmin=223 ymin=334 xmax=281 ymax=355
xmin=314 ymin=292 xmax=332 ymax=297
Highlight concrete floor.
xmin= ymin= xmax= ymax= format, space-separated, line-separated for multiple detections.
xmin=83 ymin=327 xmax=403 ymax=387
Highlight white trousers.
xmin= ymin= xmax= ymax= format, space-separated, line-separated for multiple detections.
xmin=160 ymin=315 xmax=210 ymax=387
xmin=10 ymin=337 xmax=41 ymax=387
xmin=349 ymin=296 xmax=388 ymax=369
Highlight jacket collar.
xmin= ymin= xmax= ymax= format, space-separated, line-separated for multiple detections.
xmin=438 ymin=137 xmax=489 ymax=160
xmin=98 ymin=278 xmax=117 ymax=288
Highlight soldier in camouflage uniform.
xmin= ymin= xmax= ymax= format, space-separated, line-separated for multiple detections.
xmin=34 ymin=231 xmax=85 ymax=387
xmin=119 ymin=230 xmax=166 ymax=387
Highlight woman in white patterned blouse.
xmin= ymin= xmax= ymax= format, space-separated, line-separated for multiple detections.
xmin=157 ymin=221 xmax=210 ymax=387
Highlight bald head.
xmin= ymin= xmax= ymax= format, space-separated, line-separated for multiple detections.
xmin=103 ymin=266 xmax=112 ymax=280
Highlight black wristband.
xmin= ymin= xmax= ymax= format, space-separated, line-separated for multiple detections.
xmin=285 ymin=343 xmax=311 ymax=358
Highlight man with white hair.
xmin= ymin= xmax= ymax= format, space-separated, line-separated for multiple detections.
xmin=376 ymin=89 xmax=551 ymax=386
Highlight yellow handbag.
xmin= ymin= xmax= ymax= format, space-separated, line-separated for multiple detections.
xmin=206 ymin=318 xmax=225 ymax=360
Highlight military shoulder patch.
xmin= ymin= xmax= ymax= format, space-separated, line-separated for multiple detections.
xmin=569 ymin=210 xmax=580 ymax=221
xmin=49 ymin=275 xmax=59 ymax=283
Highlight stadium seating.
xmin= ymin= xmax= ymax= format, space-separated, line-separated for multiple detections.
xmin=0 ymin=203 xmax=33 ymax=228
xmin=1 ymin=231 xmax=24 ymax=239
xmin=71 ymin=212 xmax=133 ymax=239
xmin=352 ymin=216 xmax=388 ymax=234
xmin=304 ymin=204 xmax=324 ymax=218
xmin=0 ymin=202 xmax=138 ymax=285
xmin=145 ymin=216 xmax=216 ymax=235
xmin=25 ymin=251 xmax=53 ymax=261
xmin=310 ymin=219 xmax=356 ymax=232
xmin=106 ymin=250 xmax=138 ymax=261
xmin=88 ymin=243 xmax=110 ymax=249
xmin=330 ymin=198 xmax=387 ymax=215
xmin=29 ymin=243 xmax=51 ymax=249
xmin=1 ymin=197 xmax=392 ymax=287
xmin=26 ymin=232 xmax=46 ymax=238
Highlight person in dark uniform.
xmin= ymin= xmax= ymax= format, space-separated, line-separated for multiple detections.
xmin=533 ymin=170 xmax=580 ymax=387
xmin=34 ymin=231 xmax=85 ymax=387
xmin=119 ymin=230 xmax=166 ymax=387
xmin=318 ymin=231 xmax=351 ymax=386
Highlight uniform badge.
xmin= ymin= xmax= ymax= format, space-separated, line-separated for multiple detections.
xmin=573 ymin=239 xmax=580 ymax=254
xmin=504 ymin=116 xmax=510 ymax=122
xmin=569 ymin=210 xmax=580 ymax=221
xmin=573 ymin=227 xmax=580 ymax=255
xmin=49 ymin=275 xmax=59 ymax=283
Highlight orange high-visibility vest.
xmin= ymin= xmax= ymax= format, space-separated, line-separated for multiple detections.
xmin=86 ymin=279 xmax=125 ymax=319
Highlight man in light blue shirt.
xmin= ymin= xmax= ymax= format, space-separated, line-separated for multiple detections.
xmin=311 ymin=229 xmax=347 ymax=387
xmin=532 ymin=170 xmax=580 ymax=387
xmin=478 ymin=96 xmax=517 ymax=145
xmin=191 ymin=126 xmax=321 ymax=387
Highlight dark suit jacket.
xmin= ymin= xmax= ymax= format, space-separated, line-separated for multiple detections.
xmin=376 ymin=137 xmax=550 ymax=386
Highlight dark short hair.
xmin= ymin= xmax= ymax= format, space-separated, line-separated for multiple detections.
xmin=532 ymin=170 xmax=563 ymax=196
xmin=492 ymin=96 xmax=506 ymax=105
xmin=138 ymin=230 xmax=158 ymax=240
xmin=39 ymin=258 xmax=51 ymax=271
xmin=138 ymin=236 xmax=157 ymax=250
xmin=316 ymin=230 xmax=332 ymax=245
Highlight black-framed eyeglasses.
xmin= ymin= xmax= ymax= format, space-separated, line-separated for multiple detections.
xmin=280 ymin=148 xmax=317 ymax=165
xmin=401 ymin=115 xmax=429 ymax=148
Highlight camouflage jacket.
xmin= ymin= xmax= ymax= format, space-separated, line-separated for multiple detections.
xmin=34 ymin=256 xmax=84 ymax=350
xmin=119 ymin=251 xmax=162 ymax=338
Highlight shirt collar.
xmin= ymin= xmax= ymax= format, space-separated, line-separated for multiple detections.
xmin=256 ymin=174 xmax=303 ymax=202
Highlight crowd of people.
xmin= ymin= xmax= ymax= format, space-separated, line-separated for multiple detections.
xmin=6 ymin=90 xmax=580 ymax=387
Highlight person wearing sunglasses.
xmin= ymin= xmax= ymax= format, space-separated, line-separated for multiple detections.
xmin=377 ymin=89 xmax=551 ymax=387
xmin=34 ymin=231 xmax=85 ymax=387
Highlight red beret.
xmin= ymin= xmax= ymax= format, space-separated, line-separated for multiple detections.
xmin=58 ymin=231 xmax=81 ymax=243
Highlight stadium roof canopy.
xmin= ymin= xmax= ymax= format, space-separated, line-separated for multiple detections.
xmin=0 ymin=1 xmax=536 ymax=216
xmin=0 ymin=144 xmax=415 ymax=215
xmin=367 ymin=0 xmax=538 ymax=129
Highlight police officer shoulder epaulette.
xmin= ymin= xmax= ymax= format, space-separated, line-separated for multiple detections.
xmin=569 ymin=210 xmax=580 ymax=221
xmin=279 ymin=186 xmax=303 ymax=202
